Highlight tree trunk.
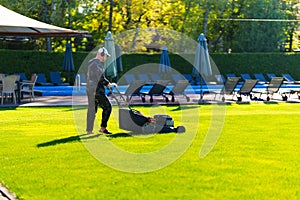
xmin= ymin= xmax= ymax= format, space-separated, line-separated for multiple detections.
xmin=109 ymin=0 xmax=113 ymax=31
xmin=289 ymin=32 xmax=293 ymax=52
xmin=42 ymin=0 xmax=52 ymax=51
xmin=181 ymin=0 xmax=192 ymax=34
xmin=203 ymin=9 xmax=209 ymax=36
xmin=131 ymin=15 xmax=143 ymax=52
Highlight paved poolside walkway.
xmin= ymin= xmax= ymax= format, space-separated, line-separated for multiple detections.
xmin=1 ymin=91 xmax=299 ymax=108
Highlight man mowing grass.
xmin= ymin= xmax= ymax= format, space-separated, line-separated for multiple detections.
xmin=86 ymin=47 xmax=112 ymax=135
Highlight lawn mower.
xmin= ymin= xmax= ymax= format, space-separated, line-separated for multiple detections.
xmin=109 ymin=83 xmax=185 ymax=134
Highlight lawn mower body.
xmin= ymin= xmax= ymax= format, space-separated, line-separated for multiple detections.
xmin=119 ymin=108 xmax=185 ymax=134
xmin=110 ymin=83 xmax=185 ymax=134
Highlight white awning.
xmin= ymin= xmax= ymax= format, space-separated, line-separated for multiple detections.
xmin=0 ymin=5 xmax=88 ymax=37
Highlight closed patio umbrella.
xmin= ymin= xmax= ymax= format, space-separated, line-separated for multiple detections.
xmin=159 ymin=45 xmax=172 ymax=75
xmin=62 ymin=43 xmax=75 ymax=83
xmin=63 ymin=43 xmax=75 ymax=73
xmin=192 ymin=33 xmax=212 ymax=100
xmin=104 ymin=31 xmax=117 ymax=80
xmin=115 ymin=44 xmax=123 ymax=73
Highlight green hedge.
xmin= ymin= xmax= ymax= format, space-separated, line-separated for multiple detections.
xmin=0 ymin=50 xmax=87 ymax=83
xmin=211 ymin=53 xmax=300 ymax=80
xmin=1 ymin=50 xmax=300 ymax=83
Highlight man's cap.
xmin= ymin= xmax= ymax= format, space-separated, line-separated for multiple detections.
xmin=98 ymin=47 xmax=111 ymax=56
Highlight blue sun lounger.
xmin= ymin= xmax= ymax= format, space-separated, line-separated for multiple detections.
xmin=138 ymin=74 xmax=154 ymax=85
xmin=36 ymin=73 xmax=53 ymax=86
xmin=253 ymin=77 xmax=286 ymax=101
xmin=50 ymin=72 xmax=70 ymax=86
xmin=282 ymin=74 xmax=300 ymax=84
xmin=240 ymin=73 xmax=252 ymax=81
xmin=236 ymin=79 xmax=258 ymax=101
xmin=164 ymin=80 xmax=190 ymax=102
xmin=140 ymin=80 xmax=170 ymax=103
xmin=254 ymin=73 xmax=268 ymax=84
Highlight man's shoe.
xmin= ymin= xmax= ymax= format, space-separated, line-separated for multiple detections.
xmin=99 ymin=129 xmax=112 ymax=134
xmin=87 ymin=131 xmax=94 ymax=134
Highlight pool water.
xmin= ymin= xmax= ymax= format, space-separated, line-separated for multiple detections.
xmin=35 ymin=83 xmax=300 ymax=96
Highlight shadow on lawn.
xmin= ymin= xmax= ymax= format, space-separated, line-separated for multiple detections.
xmin=170 ymin=105 xmax=199 ymax=111
xmin=37 ymin=131 xmax=160 ymax=147
xmin=106 ymin=132 xmax=132 ymax=138
xmin=105 ymin=132 xmax=165 ymax=138
xmin=106 ymin=131 xmax=174 ymax=138
xmin=37 ymin=134 xmax=100 ymax=147
xmin=0 ymin=106 xmax=18 ymax=110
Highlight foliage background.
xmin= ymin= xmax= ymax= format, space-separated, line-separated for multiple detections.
xmin=0 ymin=0 xmax=299 ymax=53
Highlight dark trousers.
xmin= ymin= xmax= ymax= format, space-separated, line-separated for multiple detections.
xmin=95 ymin=94 xmax=112 ymax=128
xmin=86 ymin=88 xmax=96 ymax=132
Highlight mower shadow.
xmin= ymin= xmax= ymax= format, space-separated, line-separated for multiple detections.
xmin=106 ymin=132 xmax=132 ymax=138
xmin=106 ymin=131 xmax=176 ymax=138
xmin=106 ymin=132 xmax=161 ymax=138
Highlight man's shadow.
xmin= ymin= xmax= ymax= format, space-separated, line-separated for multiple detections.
xmin=37 ymin=133 xmax=100 ymax=148
xmin=36 ymin=132 xmax=134 ymax=148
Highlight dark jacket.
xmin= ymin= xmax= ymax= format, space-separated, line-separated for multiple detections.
xmin=86 ymin=58 xmax=110 ymax=94
xmin=96 ymin=73 xmax=110 ymax=95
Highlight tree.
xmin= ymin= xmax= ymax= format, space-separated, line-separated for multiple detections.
xmin=281 ymin=0 xmax=299 ymax=51
xmin=1 ymin=0 xmax=299 ymax=53
xmin=230 ymin=0 xmax=296 ymax=52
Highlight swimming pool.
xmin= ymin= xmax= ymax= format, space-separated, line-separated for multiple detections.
xmin=35 ymin=83 xmax=300 ymax=96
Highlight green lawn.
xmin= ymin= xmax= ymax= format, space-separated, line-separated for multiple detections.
xmin=0 ymin=103 xmax=299 ymax=199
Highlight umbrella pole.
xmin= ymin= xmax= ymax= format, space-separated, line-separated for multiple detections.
xmin=68 ymin=72 xmax=71 ymax=84
xmin=200 ymin=81 xmax=203 ymax=100
xmin=199 ymin=77 xmax=203 ymax=102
